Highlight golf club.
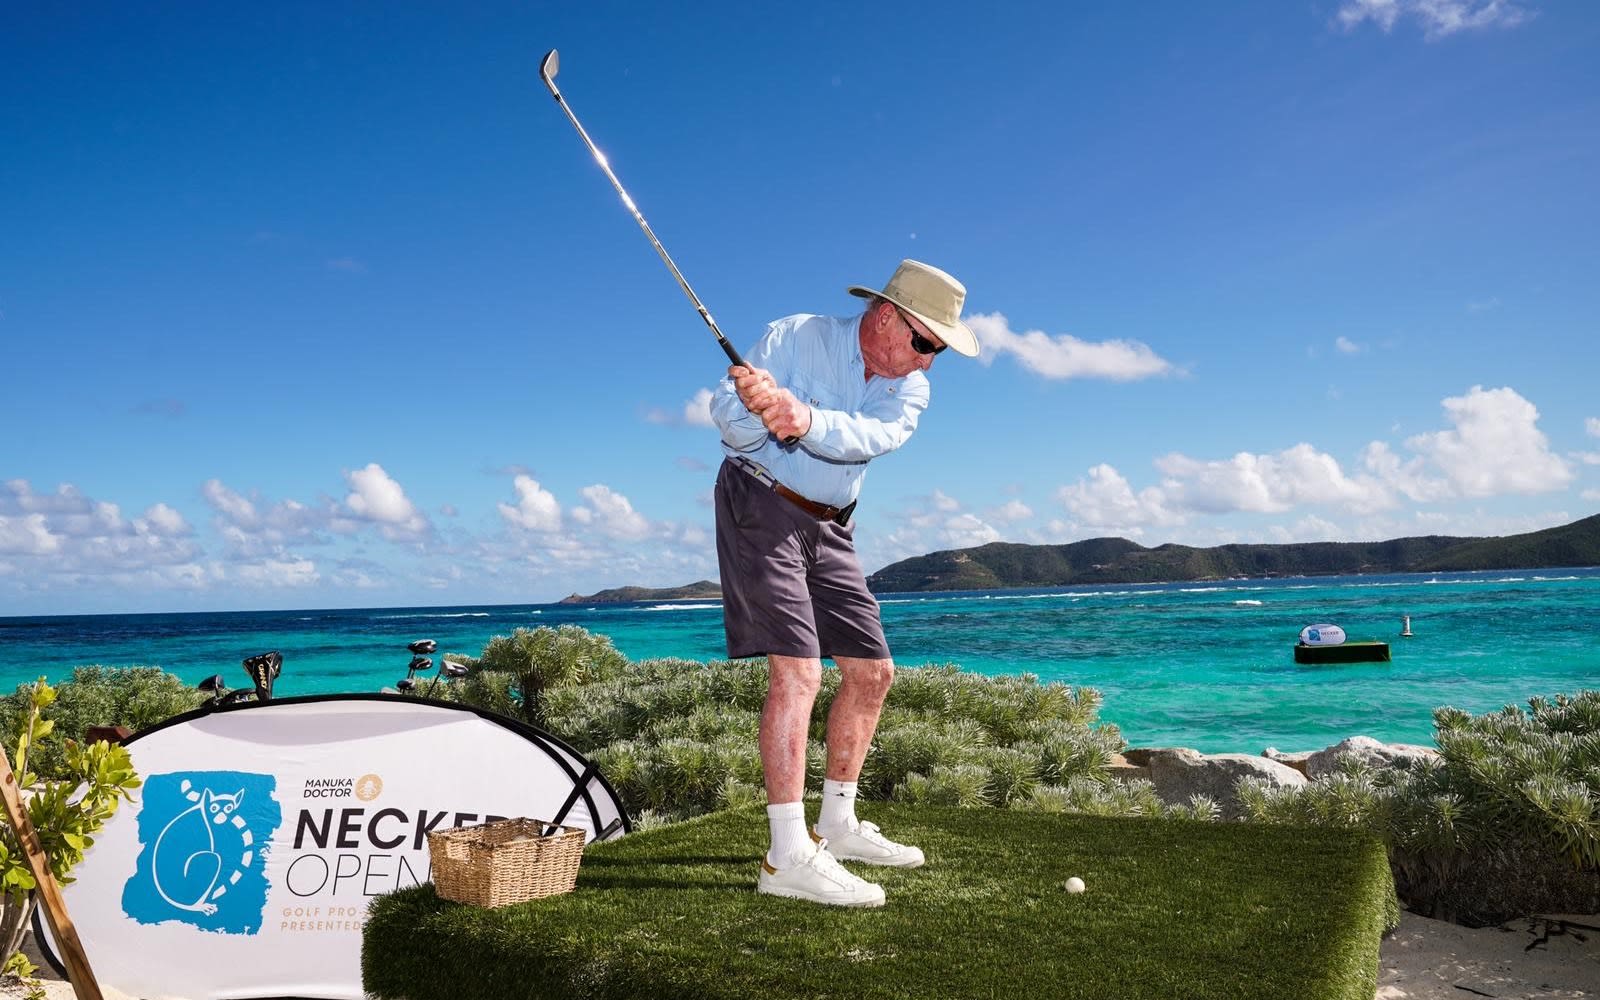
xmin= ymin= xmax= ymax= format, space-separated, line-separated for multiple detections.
xmin=539 ymin=49 xmax=746 ymax=367
xmin=424 ymin=660 xmax=470 ymax=699
xmin=242 ymin=650 xmax=282 ymax=701
xmin=539 ymin=49 xmax=798 ymax=443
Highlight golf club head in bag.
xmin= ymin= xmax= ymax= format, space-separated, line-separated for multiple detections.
xmin=408 ymin=639 xmax=437 ymax=655
xmin=423 ymin=659 xmax=471 ymax=698
xmin=243 ymin=651 xmax=283 ymax=701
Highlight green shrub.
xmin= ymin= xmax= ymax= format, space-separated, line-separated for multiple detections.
xmin=0 ymin=667 xmax=203 ymax=782
xmin=1237 ymin=691 xmax=1600 ymax=925
xmin=433 ymin=653 xmax=1124 ymax=824
xmin=0 ymin=679 xmax=141 ymax=965
xmin=464 ymin=626 xmax=628 ymax=727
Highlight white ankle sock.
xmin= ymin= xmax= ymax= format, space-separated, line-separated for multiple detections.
xmin=816 ymin=779 xmax=858 ymax=835
xmin=766 ymin=801 xmax=810 ymax=868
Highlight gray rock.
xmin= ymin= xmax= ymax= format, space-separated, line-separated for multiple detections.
xmin=1144 ymin=748 xmax=1307 ymax=818
xmin=1261 ymin=747 xmax=1314 ymax=777
xmin=1106 ymin=752 xmax=1151 ymax=784
xmin=1304 ymin=736 xmax=1439 ymax=779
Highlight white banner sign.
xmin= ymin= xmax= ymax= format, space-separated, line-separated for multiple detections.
xmin=39 ymin=695 xmax=628 ymax=1000
xmin=1298 ymin=623 xmax=1347 ymax=646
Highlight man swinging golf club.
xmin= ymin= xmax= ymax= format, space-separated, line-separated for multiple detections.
xmin=711 ymin=259 xmax=980 ymax=907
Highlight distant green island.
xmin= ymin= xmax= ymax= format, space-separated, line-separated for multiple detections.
xmin=559 ymin=580 xmax=723 ymax=604
xmin=564 ymin=513 xmax=1600 ymax=600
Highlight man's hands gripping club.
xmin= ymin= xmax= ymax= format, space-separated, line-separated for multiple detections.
xmin=731 ymin=365 xmax=812 ymax=442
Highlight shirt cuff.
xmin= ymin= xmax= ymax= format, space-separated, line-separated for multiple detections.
xmin=799 ymin=404 xmax=820 ymax=444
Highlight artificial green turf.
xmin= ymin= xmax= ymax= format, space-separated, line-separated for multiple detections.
xmin=362 ymin=805 xmax=1396 ymax=1000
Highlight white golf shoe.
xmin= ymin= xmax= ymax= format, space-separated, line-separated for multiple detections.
xmin=757 ymin=840 xmax=886 ymax=908
xmin=812 ymin=820 xmax=925 ymax=868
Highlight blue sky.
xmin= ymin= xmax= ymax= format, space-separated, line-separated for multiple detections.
xmin=3 ymin=1 xmax=1597 ymax=615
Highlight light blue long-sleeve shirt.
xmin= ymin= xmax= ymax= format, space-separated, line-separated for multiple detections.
xmin=710 ymin=313 xmax=930 ymax=508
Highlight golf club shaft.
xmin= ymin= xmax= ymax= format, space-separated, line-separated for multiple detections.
xmin=539 ymin=53 xmax=746 ymax=369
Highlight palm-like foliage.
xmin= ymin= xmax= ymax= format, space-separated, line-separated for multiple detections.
xmin=469 ymin=626 xmax=628 ymax=727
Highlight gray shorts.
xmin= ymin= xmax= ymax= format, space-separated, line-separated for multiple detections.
xmin=714 ymin=459 xmax=891 ymax=661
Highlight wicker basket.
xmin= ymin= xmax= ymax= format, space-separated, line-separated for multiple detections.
xmin=427 ymin=817 xmax=585 ymax=908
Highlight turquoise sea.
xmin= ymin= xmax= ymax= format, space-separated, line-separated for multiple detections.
xmin=3 ymin=568 xmax=1596 ymax=753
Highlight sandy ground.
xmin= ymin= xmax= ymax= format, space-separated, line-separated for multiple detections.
xmin=1378 ymin=912 xmax=1599 ymax=999
xmin=3 ymin=910 xmax=1597 ymax=999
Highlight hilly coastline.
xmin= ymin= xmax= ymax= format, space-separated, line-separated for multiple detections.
xmin=559 ymin=515 xmax=1600 ymax=601
xmin=558 ymin=580 xmax=723 ymax=604
xmin=864 ymin=513 xmax=1600 ymax=593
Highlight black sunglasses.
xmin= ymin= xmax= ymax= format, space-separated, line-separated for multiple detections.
xmin=896 ymin=307 xmax=946 ymax=355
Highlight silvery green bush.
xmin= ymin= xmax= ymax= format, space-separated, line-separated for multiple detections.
xmin=1236 ymin=690 xmax=1600 ymax=925
xmin=517 ymin=657 xmax=1128 ymax=823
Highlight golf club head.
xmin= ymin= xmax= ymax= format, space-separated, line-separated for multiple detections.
xmin=408 ymin=639 xmax=437 ymax=655
xmin=442 ymin=661 xmax=470 ymax=679
xmin=198 ymin=674 xmax=225 ymax=694
xmin=396 ymin=679 xmax=415 ymax=694
xmin=408 ymin=655 xmax=433 ymax=675
xmin=243 ymin=651 xmax=282 ymax=699
xmin=540 ymin=49 xmax=560 ymax=92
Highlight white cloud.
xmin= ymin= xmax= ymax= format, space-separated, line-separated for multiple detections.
xmin=1266 ymin=516 xmax=1343 ymax=544
xmin=1335 ymin=336 xmax=1363 ymax=355
xmin=987 ymin=499 xmax=1034 ymax=524
xmin=1041 ymin=385 xmax=1567 ymax=540
xmin=1156 ymin=443 xmax=1394 ymax=515
xmin=1587 ymin=417 xmax=1600 ymax=438
xmin=203 ymin=480 xmax=345 ymax=557
xmin=1361 ymin=442 xmax=1453 ymax=502
xmin=4 ymin=480 xmax=95 ymax=516
xmin=647 ymin=388 xmax=717 ymax=428
xmin=572 ymin=484 xmax=652 ymax=540
xmin=498 ymin=475 xmax=563 ymax=532
xmin=870 ymin=491 xmax=1003 ymax=565
xmin=140 ymin=503 xmax=191 ymax=537
xmin=0 ymin=513 xmax=61 ymax=555
xmin=1572 ymin=452 xmax=1600 ymax=467
xmin=966 ymin=312 xmax=1175 ymax=381
xmin=684 ymin=388 xmax=715 ymax=428
xmin=0 ymin=480 xmax=204 ymax=583
xmin=343 ymin=463 xmax=430 ymax=539
xmin=1057 ymin=464 xmax=1185 ymax=531
xmin=1335 ymin=0 xmax=1532 ymax=40
xmin=1583 ymin=489 xmax=1600 ymax=502
xmin=1468 ymin=297 xmax=1502 ymax=312
xmin=202 ymin=479 xmax=259 ymax=527
xmin=1405 ymin=386 xmax=1571 ymax=497
xmin=233 ymin=556 xmax=320 ymax=588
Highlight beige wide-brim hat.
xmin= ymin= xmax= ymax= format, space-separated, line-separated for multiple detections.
xmin=848 ymin=259 xmax=979 ymax=357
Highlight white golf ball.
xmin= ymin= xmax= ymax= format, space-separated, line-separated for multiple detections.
xmin=1064 ymin=876 xmax=1086 ymax=894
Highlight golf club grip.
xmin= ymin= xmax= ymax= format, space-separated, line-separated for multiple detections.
xmin=720 ymin=339 xmax=799 ymax=445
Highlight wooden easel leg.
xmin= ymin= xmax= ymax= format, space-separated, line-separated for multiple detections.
xmin=0 ymin=746 xmax=104 ymax=1000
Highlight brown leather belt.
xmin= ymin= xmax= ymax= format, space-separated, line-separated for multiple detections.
xmin=735 ymin=459 xmax=856 ymax=527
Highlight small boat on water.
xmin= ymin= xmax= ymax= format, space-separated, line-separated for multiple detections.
xmin=1294 ymin=623 xmax=1391 ymax=664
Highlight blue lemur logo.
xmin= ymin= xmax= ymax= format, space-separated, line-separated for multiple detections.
xmin=122 ymin=771 xmax=282 ymax=934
